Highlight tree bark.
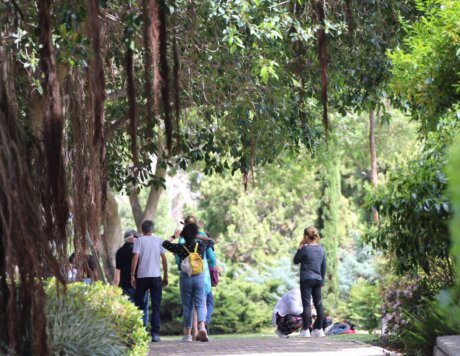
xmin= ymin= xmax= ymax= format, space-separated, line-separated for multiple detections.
xmin=129 ymin=190 xmax=144 ymax=229
xmin=129 ymin=162 xmax=167 ymax=231
xmin=369 ymin=110 xmax=380 ymax=224
xmin=101 ymin=188 xmax=122 ymax=280
xmin=142 ymin=164 xmax=167 ymax=221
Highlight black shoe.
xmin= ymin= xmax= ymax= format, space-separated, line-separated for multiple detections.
xmin=152 ymin=334 xmax=160 ymax=342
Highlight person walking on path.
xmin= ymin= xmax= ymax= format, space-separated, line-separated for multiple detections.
xmin=163 ymin=223 xmax=211 ymax=342
xmin=178 ymin=216 xmax=217 ymax=338
xmin=293 ymin=226 xmax=327 ymax=338
xmin=131 ymin=220 xmax=168 ymax=343
xmin=112 ymin=229 xmax=149 ymax=326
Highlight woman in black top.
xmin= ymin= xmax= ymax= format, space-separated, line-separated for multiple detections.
xmin=162 ymin=223 xmax=210 ymax=342
xmin=293 ymin=226 xmax=327 ymax=338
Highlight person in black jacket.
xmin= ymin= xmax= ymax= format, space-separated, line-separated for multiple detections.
xmin=293 ymin=226 xmax=327 ymax=338
xmin=112 ymin=229 xmax=148 ymax=326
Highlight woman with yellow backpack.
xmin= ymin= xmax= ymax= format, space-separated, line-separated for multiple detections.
xmin=163 ymin=223 xmax=211 ymax=342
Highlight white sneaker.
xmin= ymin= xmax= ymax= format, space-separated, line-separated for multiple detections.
xmin=182 ymin=335 xmax=192 ymax=342
xmin=299 ymin=329 xmax=311 ymax=338
xmin=311 ymin=329 xmax=325 ymax=337
xmin=276 ymin=329 xmax=289 ymax=338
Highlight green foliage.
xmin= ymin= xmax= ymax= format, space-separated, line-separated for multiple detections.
xmin=197 ymin=156 xmax=320 ymax=265
xmin=448 ymin=130 xmax=460 ymax=284
xmin=338 ymin=278 xmax=382 ymax=331
xmin=399 ymin=298 xmax=460 ymax=356
xmin=160 ymin=262 xmax=278 ymax=334
xmin=316 ymin=145 xmax=341 ymax=308
xmin=338 ymin=232 xmax=379 ymax=297
xmin=45 ymin=280 xmax=149 ymax=356
xmin=433 ymin=126 xmax=460 ymax=344
xmin=364 ymin=117 xmax=460 ymax=274
xmin=211 ymin=275 xmax=275 ymax=334
xmin=389 ymin=0 xmax=460 ymax=131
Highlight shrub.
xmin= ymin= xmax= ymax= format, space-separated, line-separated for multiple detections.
xmin=338 ymin=278 xmax=382 ymax=331
xmin=46 ymin=294 xmax=126 ymax=355
xmin=399 ymin=298 xmax=460 ymax=356
xmin=45 ymin=280 xmax=149 ymax=356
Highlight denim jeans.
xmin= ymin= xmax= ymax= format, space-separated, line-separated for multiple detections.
xmin=135 ymin=277 xmax=162 ymax=336
xmin=300 ymin=279 xmax=324 ymax=330
xmin=180 ymin=271 xmax=206 ymax=328
xmin=206 ymin=290 xmax=214 ymax=324
xmin=123 ymin=287 xmax=149 ymax=326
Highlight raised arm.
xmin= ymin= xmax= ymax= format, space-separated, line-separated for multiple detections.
xmin=293 ymin=247 xmax=305 ymax=265
xmin=162 ymin=239 xmax=182 ymax=254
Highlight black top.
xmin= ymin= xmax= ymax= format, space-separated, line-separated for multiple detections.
xmin=162 ymin=240 xmax=205 ymax=269
xmin=115 ymin=243 xmax=135 ymax=289
xmin=293 ymin=244 xmax=327 ymax=283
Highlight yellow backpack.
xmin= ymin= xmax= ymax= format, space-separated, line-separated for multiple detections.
xmin=182 ymin=243 xmax=204 ymax=276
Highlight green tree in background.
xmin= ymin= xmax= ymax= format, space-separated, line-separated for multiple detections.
xmin=316 ymin=144 xmax=341 ymax=309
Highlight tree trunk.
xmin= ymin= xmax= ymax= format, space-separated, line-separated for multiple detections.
xmin=369 ymin=110 xmax=380 ymax=224
xmin=101 ymin=188 xmax=122 ymax=281
xmin=129 ymin=190 xmax=144 ymax=229
xmin=142 ymin=166 xmax=166 ymax=221
xmin=129 ymin=161 xmax=167 ymax=230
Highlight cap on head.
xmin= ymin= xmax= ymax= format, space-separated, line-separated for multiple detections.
xmin=124 ymin=229 xmax=139 ymax=242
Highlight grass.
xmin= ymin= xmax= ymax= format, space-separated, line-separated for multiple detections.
xmin=330 ymin=333 xmax=380 ymax=344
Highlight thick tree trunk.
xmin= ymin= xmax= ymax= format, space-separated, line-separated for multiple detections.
xmin=129 ymin=163 xmax=167 ymax=230
xmin=101 ymin=188 xmax=122 ymax=281
xmin=369 ymin=110 xmax=380 ymax=224
xmin=129 ymin=190 xmax=144 ymax=229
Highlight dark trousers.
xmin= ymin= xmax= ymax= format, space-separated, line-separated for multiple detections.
xmin=123 ymin=287 xmax=149 ymax=326
xmin=135 ymin=277 xmax=162 ymax=336
xmin=300 ymin=279 xmax=324 ymax=330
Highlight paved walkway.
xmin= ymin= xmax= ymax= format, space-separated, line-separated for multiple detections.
xmin=149 ymin=336 xmax=396 ymax=356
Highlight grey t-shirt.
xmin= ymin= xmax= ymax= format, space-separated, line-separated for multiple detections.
xmin=132 ymin=235 xmax=165 ymax=278
xmin=293 ymin=244 xmax=327 ymax=282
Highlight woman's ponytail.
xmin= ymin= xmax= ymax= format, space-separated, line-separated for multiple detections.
xmin=304 ymin=226 xmax=320 ymax=242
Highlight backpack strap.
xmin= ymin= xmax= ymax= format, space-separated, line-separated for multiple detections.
xmin=182 ymin=245 xmax=191 ymax=254
xmin=194 ymin=243 xmax=199 ymax=253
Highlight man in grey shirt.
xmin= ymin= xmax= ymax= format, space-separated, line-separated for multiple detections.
xmin=131 ymin=220 xmax=168 ymax=342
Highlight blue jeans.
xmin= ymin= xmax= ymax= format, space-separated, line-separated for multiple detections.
xmin=135 ymin=277 xmax=163 ymax=336
xmin=180 ymin=271 xmax=206 ymax=328
xmin=206 ymin=290 xmax=214 ymax=324
xmin=123 ymin=287 xmax=149 ymax=326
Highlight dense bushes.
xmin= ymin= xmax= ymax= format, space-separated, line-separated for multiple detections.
xmin=45 ymin=280 xmax=149 ymax=356
xmin=161 ymin=264 xmax=280 ymax=334
xmin=399 ymin=298 xmax=460 ymax=355
xmin=364 ymin=118 xmax=458 ymax=274
xmin=338 ymin=278 xmax=382 ymax=331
